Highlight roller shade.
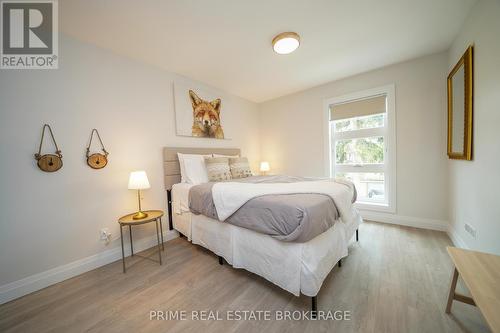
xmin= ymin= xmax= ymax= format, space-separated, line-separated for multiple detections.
xmin=330 ymin=95 xmax=386 ymax=121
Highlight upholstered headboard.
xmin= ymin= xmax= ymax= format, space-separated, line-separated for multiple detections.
xmin=162 ymin=147 xmax=240 ymax=190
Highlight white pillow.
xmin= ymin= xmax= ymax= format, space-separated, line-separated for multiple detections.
xmin=177 ymin=153 xmax=209 ymax=184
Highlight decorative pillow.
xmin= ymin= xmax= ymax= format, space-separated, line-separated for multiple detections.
xmin=205 ymin=157 xmax=232 ymax=181
xmin=229 ymin=157 xmax=253 ymax=179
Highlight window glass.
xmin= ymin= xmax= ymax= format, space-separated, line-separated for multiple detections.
xmin=336 ymin=172 xmax=385 ymax=203
xmin=335 ymin=137 xmax=384 ymax=165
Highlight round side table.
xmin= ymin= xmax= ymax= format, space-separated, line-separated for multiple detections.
xmin=118 ymin=210 xmax=164 ymax=273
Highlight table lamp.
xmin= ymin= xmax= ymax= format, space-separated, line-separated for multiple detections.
xmin=128 ymin=170 xmax=150 ymax=219
xmin=260 ymin=161 xmax=270 ymax=175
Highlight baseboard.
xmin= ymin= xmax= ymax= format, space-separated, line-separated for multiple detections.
xmin=446 ymin=225 xmax=469 ymax=249
xmin=0 ymin=230 xmax=178 ymax=305
xmin=360 ymin=210 xmax=448 ymax=231
xmin=360 ymin=210 xmax=472 ymax=249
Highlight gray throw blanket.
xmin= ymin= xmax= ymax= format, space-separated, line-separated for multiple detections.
xmin=189 ymin=175 xmax=357 ymax=243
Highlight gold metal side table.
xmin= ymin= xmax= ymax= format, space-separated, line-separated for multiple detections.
xmin=118 ymin=210 xmax=164 ymax=273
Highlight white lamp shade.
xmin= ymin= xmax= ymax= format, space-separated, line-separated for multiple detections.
xmin=128 ymin=171 xmax=150 ymax=190
xmin=260 ymin=161 xmax=270 ymax=172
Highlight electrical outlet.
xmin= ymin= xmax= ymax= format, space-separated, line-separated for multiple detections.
xmin=464 ymin=222 xmax=476 ymax=239
xmin=100 ymin=228 xmax=111 ymax=242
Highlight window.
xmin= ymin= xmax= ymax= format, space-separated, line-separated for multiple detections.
xmin=324 ymin=85 xmax=396 ymax=212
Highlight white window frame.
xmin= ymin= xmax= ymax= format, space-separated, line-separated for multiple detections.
xmin=323 ymin=84 xmax=396 ymax=213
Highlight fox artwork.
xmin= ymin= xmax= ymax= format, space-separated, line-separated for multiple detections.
xmin=189 ymin=90 xmax=225 ymax=139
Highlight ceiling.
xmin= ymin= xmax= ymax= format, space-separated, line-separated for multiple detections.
xmin=60 ymin=0 xmax=477 ymax=103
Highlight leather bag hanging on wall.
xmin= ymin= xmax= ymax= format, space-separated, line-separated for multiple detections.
xmin=86 ymin=129 xmax=109 ymax=169
xmin=35 ymin=124 xmax=63 ymax=172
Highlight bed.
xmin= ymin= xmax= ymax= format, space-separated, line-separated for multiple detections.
xmin=163 ymin=147 xmax=362 ymax=314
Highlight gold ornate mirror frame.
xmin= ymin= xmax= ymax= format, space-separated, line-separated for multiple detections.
xmin=447 ymin=46 xmax=473 ymax=160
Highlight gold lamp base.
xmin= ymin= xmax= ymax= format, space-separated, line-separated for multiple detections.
xmin=132 ymin=211 xmax=148 ymax=220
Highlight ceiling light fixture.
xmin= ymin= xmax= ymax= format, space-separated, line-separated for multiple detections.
xmin=272 ymin=32 xmax=300 ymax=55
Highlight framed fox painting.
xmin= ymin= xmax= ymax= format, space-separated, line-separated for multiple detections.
xmin=174 ymin=81 xmax=228 ymax=139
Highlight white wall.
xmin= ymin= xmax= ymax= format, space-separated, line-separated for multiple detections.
xmin=447 ymin=0 xmax=500 ymax=254
xmin=0 ymin=36 xmax=260 ymax=289
xmin=259 ymin=53 xmax=449 ymax=224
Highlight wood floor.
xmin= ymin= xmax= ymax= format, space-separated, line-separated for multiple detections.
xmin=0 ymin=221 xmax=490 ymax=333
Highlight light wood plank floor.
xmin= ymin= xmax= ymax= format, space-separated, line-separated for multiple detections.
xmin=0 ymin=221 xmax=491 ymax=333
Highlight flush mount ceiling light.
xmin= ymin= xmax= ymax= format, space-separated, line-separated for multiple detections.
xmin=272 ymin=32 xmax=300 ymax=54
